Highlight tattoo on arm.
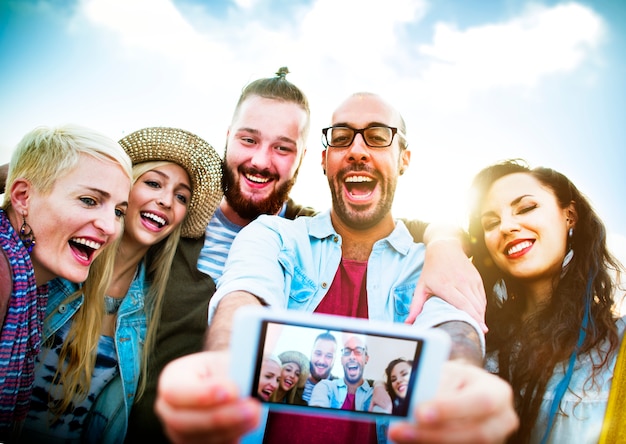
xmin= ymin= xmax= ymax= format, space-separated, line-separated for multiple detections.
xmin=436 ymin=320 xmax=484 ymax=366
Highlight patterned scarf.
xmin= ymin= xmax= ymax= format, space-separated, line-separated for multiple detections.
xmin=0 ymin=209 xmax=48 ymax=435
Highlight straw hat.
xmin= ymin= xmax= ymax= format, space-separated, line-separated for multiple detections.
xmin=278 ymin=350 xmax=310 ymax=387
xmin=119 ymin=127 xmax=223 ymax=238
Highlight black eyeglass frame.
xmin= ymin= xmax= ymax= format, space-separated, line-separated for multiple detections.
xmin=321 ymin=125 xmax=404 ymax=149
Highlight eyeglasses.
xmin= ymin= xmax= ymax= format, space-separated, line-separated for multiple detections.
xmin=321 ymin=126 xmax=403 ymax=148
xmin=341 ymin=346 xmax=366 ymax=357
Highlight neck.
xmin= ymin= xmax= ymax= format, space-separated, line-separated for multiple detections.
xmin=108 ymin=238 xmax=149 ymax=297
xmin=331 ymin=211 xmax=396 ymax=261
xmin=345 ymin=378 xmax=364 ymax=394
xmin=220 ymin=198 xmax=252 ymax=228
xmin=275 ymin=387 xmax=289 ymax=400
xmin=516 ymin=275 xmax=558 ymax=319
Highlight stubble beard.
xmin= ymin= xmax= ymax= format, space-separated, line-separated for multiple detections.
xmin=329 ymin=167 xmax=396 ymax=230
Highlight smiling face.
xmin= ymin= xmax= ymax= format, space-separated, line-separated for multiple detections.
xmin=480 ymin=173 xmax=574 ymax=288
xmin=257 ymin=358 xmax=281 ymax=401
xmin=309 ymin=338 xmax=336 ymax=382
xmin=341 ymin=336 xmax=369 ymax=385
xmin=222 ymin=95 xmax=308 ymax=221
xmin=20 ymin=154 xmax=130 ymax=286
xmin=390 ymin=361 xmax=412 ymax=400
xmin=124 ymin=162 xmax=191 ymax=250
xmin=322 ymin=94 xmax=410 ymax=230
xmin=278 ymin=361 xmax=302 ymax=392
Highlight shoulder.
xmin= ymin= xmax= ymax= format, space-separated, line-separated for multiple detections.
xmin=397 ymin=218 xmax=429 ymax=243
xmin=285 ymin=198 xmax=317 ymax=219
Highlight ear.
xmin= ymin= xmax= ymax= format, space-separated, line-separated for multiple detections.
xmin=565 ymin=201 xmax=578 ymax=228
xmin=321 ymin=149 xmax=328 ymax=176
xmin=10 ymin=178 xmax=31 ymax=215
xmin=400 ymin=148 xmax=411 ymax=175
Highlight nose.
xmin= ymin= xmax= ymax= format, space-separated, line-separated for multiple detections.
xmin=347 ymin=133 xmax=370 ymax=162
xmin=499 ymin=214 xmax=521 ymax=234
xmin=157 ymin=190 xmax=173 ymax=208
xmin=93 ymin=209 xmax=120 ymax=237
xmin=250 ymin=145 xmax=272 ymax=170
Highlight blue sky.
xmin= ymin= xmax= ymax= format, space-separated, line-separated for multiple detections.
xmin=1 ymin=0 xmax=624 ymax=253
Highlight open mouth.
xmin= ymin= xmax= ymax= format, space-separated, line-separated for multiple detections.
xmin=141 ymin=212 xmax=167 ymax=229
xmin=244 ymin=172 xmax=272 ymax=184
xmin=345 ymin=175 xmax=376 ymax=200
xmin=346 ymin=363 xmax=360 ymax=374
xmin=260 ymin=388 xmax=273 ymax=400
xmin=69 ymin=237 xmax=102 ymax=262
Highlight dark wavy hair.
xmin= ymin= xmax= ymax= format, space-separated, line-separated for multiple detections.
xmin=384 ymin=358 xmax=413 ymax=415
xmin=468 ymin=159 xmax=623 ymax=443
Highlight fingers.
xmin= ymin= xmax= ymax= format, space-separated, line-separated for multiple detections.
xmin=155 ymin=351 xmax=264 ymax=444
xmin=157 ymin=396 xmax=261 ymax=444
xmin=406 ymin=281 xmax=428 ymax=324
xmin=388 ymin=363 xmax=518 ymax=444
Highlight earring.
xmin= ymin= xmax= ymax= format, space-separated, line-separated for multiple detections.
xmin=19 ymin=213 xmax=36 ymax=253
xmin=561 ymin=227 xmax=574 ymax=277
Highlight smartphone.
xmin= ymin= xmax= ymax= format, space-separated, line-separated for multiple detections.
xmin=230 ymin=306 xmax=451 ymax=423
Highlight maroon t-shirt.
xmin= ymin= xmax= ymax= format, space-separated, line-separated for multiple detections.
xmin=263 ymin=259 xmax=377 ymax=444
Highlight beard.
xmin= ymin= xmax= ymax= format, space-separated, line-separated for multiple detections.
xmin=328 ymin=164 xmax=396 ymax=230
xmin=310 ymin=362 xmax=332 ymax=381
xmin=222 ymin=158 xmax=299 ymax=221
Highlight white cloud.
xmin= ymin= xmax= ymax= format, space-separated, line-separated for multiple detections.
xmin=415 ymin=2 xmax=605 ymax=106
xmin=3 ymin=0 xmax=617 ymax=235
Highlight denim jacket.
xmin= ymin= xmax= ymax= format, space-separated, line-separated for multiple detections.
xmin=211 ymin=210 xmax=484 ymax=444
xmin=309 ymin=378 xmax=373 ymax=411
xmin=210 ymin=210 xmax=483 ymax=338
xmin=43 ymin=263 xmax=148 ymax=444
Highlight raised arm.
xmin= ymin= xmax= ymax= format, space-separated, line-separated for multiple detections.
xmin=205 ymin=290 xmax=262 ymax=351
xmin=408 ymin=223 xmax=487 ymax=332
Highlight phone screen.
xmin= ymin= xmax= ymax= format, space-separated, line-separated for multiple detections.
xmin=250 ymin=320 xmax=424 ymax=417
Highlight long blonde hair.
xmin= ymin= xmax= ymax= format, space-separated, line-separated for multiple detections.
xmin=51 ymin=160 xmax=185 ymax=413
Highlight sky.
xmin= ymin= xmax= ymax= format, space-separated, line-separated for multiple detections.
xmin=1 ymin=0 xmax=625 ymax=255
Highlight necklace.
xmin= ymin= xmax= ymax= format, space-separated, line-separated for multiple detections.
xmin=104 ymin=295 xmax=124 ymax=315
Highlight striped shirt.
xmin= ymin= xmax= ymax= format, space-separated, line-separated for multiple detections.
xmin=197 ymin=204 xmax=288 ymax=283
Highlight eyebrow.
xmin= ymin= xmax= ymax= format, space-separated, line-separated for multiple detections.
xmin=332 ymin=121 xmax=392 ymax=128
xmin=236 ymin=127 xmax=298 ymax=146
xmin=147 ymin=169 xmax=192 ymax=193
xmin=83 ymin=186 xmax=129 ymax=208
xmin=480 ymin=194 xmax=532 ymax=219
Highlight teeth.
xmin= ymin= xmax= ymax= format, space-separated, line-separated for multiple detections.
xmin=71 ymin=237 xmax=102 ymax=250
xmin=345 ymin=175 xmax=372 ymax=183
xmin=246 ymin=174 xmax=269 ymax=184
xmin=142 ymin=212 xmax=166 ymax=226
xmin=507 ymin=241 xmax=533 ymax=255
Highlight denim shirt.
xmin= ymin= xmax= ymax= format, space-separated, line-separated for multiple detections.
xmin=43 ymin=263 xmax=148 ymax=444
xmin=210 ymin=210 xmax=483 ymax=339
xmin=211 ymin=210 xmax=484 ymax=444
xmin=309 ymin=378 xmax=373 ymax=411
